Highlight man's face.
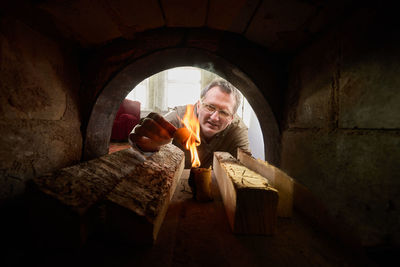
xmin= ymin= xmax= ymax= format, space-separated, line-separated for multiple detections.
xmin=196 ymin=86 xmax=235 ymax=140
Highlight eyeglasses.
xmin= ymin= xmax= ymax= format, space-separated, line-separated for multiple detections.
xmin=200 ymin=101 xmax=233 ymax=119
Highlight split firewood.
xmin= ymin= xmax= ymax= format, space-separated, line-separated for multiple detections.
xmin=237 ymin=148 xmax=294 ymax=218
xmin=104 ymin=143 xmax=184 ymax=244
xmin=29 ymin=143 xmax=184 ymax=247
xmin=28 ymin=151 xmax=136 ymax=247
xmin=213 ymin=152 xmax=279 ymax=235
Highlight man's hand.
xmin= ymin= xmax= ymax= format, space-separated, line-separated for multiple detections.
xmin=129 ymin=112 xmax=177 ymax=152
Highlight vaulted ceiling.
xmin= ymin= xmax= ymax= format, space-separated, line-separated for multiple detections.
xmin=4 ymin=0 xmax=361 ymax=54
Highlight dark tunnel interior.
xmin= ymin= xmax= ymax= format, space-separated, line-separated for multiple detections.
xmin=1 ymin=1 xmax=399 ymax=266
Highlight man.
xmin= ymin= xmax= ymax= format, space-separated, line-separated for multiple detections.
xmin=129 ymin=79 xmax=250 ymax=168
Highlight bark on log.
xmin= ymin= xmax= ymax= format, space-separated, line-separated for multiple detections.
xmin=29 ymin=143 xmax=184 ymax=247
xmin=237 ymin=148 xmax=294 ymax=218
xmin=105 ymin=144 xmax=185 ymax=244
xmin=213 ymin=152 xmax=278 ymax=235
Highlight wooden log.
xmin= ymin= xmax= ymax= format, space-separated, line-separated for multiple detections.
xmin=28 ymin=151 xmax=135 ymax=248
xmin=213 ymin=152 xmax=278 ymax=235
xmin=104 ymin=143 xmax=184 ymax=244
xmin=237 ymin=148 xmax=294 ymax=218
xmin=29 ymin=143 xmax=184 ymax=247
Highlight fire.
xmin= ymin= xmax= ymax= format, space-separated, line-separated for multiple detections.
xmin=181 ymin=104 xmax=201 ymax=167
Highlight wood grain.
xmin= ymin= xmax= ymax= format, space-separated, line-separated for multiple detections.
xmin=213 ymin=152 xmax=278 ymax=235
xmin=30 ymin=144 xmax=184 ymax=246
xmin=237 ymin=148 xmax=294 ymax=217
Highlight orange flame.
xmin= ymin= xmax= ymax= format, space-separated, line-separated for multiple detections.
xmin=181 ymin=104 xmax=201 ymax=167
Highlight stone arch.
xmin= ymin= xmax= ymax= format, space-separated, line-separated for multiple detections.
xmin=84 ymin=47 xmax=281 ymax=165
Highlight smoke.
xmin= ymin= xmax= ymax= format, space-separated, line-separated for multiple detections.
xmin=194 ymin=62 xmax=217 ymax=76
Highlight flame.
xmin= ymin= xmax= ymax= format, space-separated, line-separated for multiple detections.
xmin=181 ymin=104 xmax=201 ymax=167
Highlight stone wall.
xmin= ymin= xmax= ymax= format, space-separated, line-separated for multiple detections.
xmin=281 ymin=7 xmax=400 ymax=247
xmin=0 ymin=17 xmax=82 ymax=202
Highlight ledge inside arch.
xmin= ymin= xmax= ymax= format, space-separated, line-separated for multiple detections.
xmin=83 ymin=48 xmax=281 ymax=166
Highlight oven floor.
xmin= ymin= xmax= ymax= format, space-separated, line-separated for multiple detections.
xmin=77 ymin=169 xmax=374 ymax=267
xmin=14 ymin=169 xmax=375 ymax=266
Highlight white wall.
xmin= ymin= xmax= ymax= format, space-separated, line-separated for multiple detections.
xmin=248 ymin=111 xmax=265 ymax=160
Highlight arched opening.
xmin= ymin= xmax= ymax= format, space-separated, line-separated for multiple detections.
xmin=111 ymin=66 xmax=265 ymax=160
xmin=84 ymin=48 xmax=280 ymax=165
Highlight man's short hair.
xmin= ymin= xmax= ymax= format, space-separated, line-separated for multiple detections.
xmin=200 ymin=79 xmax=242 ymax=114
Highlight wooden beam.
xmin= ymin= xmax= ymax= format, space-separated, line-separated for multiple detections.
xmin=237 ymin=148 xmax=294 ymax=218
xmin=213 ymin=152 xmax=278 ymax=235
xmin=29 ymin=143 xmax=184 ymax=247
